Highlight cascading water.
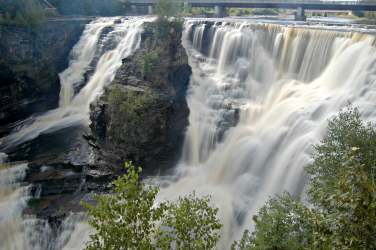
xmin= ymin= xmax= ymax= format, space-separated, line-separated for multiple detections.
xmin=156 ymin=19 xmax=376 ymax=248
xmin=0 ymin=17 xmax=149 ymax=151
xmin=2 ymin=15 xmax=376 ymax=250
xmin=0 ymin=16 xmax=150 ymax=250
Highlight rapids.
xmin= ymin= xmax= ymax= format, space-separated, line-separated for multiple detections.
xmin=0 ymin=17 xmax=149 ymax=151
xmin=1 ymin=16 xmax=376 ymax=249
xmin=156 ymin=19 xmax=376 ymax=248
xmin=0 ymin=16 xmax=150 ymax=250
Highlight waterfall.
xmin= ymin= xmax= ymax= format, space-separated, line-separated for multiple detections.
xmin=0 ymin=17 xmax=150 ymax=151
xmin=156 ymin=20 xmax=376 ymax=248
xmin=2 ymin=16 xmax=376 ymax=249
xmin=0 ymin=16 xmax=151 ymax=250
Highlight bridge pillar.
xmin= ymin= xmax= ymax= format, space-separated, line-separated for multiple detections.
xmin=295 ymin=7 xmax=306 ymax=21
xmin=148 ymin=5 xmax=154 ymax=15
xmin=214 ymin=5 xmax=227 ymax=18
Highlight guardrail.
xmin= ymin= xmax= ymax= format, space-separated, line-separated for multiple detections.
xmin=129 ymin=0 xmax=376 ymax=5
xmin=129 ymin=0 xmax=376 ymax=13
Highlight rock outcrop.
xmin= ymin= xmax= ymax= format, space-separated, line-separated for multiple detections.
xmin=0 ymin=19 xmax=89 ymax=135
xmin=90 ymin=20 xmax=191 ymax=173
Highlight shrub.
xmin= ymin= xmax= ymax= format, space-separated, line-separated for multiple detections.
xmin=155 ymin=0 xmax=182 ymax=18
xmin=138 ymin=49 xmax=162 ymax=78
xmin=0 ymin=0 xmax=46 ymax=27
xmin=235 ymin=107 xmax=376 ymax=250
xmin=107 ymin=86 xmax=154 ymax=144
xmin=84 ymin=162 xmax=222 ymax=250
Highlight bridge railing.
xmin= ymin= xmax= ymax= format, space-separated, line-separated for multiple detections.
xmin=188 ymin=0 xmax=373 ymax=4
xmin=129 ymin=0 xmax=376 ymax=5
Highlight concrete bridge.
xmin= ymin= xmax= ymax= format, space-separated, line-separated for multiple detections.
xmin=130 ymin=0 xmax=376 ymax=20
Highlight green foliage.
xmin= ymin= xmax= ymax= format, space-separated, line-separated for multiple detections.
xmin=232 ymin=193 xmax=321 ymax=250
xmin=190 ymin=7 xmax=214 ymax=17
xmin=308 ymin=107 xmax=376 ymax=209
xmin=153 ymin=18 xmax=183 ymax=40
xmin=0 ymin=0 xmax=46 ymax=27
xmin=235 ymin=107 xmax=376 ymax=250
xmin=228 ymin=8 xmax=251 ymax=17
xmin=249 ymin=8 xmax=279 ymax=16
xmin=84 ymin=162 xmax=222 ymax=250
xmin=181 ymin=2 xmax=192 ymax=16
xmin=307 ymin=107 xmax=376 ymax=249
xmin=107 ymin=85 xmax=154 ymax=144
xmin=49 ymin=0 xmax=127 ymax=16
xmin=155 ymin=0 xmax=182 ymax=18
xmin=157 ymin=193 xmax=222 ymax=249
xmin=84 ymin=162 xmax=162 ymax=249
xmin=228 ymin=8 xmax=279 ymax=17
xmin=138 ymin=49 xmax=162 ymax=78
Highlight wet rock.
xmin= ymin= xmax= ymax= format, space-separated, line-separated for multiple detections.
xmin=90 ymin=20 xmax=191 ymax=173
xmin=0 ymin=19 xmax=89 ymax=132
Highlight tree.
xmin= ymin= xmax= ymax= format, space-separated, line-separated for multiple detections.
xmin=232 ymin=193 xmax=325 ymax=250
xmin=0 ymin=0 xmax=46 ymax=27
xmin=307 ymin=107 xmax=376 ymax=249
xmin=84 ymin=162 xmax=222 ymax=250
xmin=234 ymin=107 xmax=376 ymax=250
xmin=155 ymin=0 xmax=182 ymax=18
xmin=84 ymin=162 xmax=162 ymax=250
xmin=157 ymin=193 xmax=222 ymax=249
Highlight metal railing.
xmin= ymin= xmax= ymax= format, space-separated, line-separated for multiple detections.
xmin=129 ymin=0 xmax=376 ymax=4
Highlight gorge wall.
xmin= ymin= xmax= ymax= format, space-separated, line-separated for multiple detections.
xmin=90 ymin=20 xmax=191 ymax=174
xmin=0 ymin=19 xmax=89 ymax=134
xmin=0 ymin=18 xmax=191 ymax=234
xmin=2 ymin=16 xmax=376 ymax=250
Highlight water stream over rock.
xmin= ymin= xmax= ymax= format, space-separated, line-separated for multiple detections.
xmin=0 ymin=16 xmax=150 ymax=250
xmin=156 ymin=19 xmax=376 ymax=248
xmin=2 ymin=16 xmax=376 ymax=249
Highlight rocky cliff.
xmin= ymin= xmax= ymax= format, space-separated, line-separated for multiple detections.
xmin=0 ymin=19 xmax=88 ymax=135
xmin=90 ymin=20 xmax=191 ymax=174
xmin=10 ymin=19 xmax=191 ymax=228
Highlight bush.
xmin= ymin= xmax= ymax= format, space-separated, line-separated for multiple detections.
xmin=107 ymin=85 xmax=154 ymax=144
xmin=155 ymin=0 xmax=182 ymax=18
xmin=0 ymin=0 xmax=46 ymax=27
xmin=307 ymin=107 xmax=376 ymax=249
xmin=138 ymin=49 xmax=162 ymax=78
xmin=235 ymin=107 xmax=376 ymax=250
xmin=232 ymin=193 xmax=325 ymax=250
xmin=84 ymin=162 xmax=222 ymax=250
xmin=157 ymin=194 xmax=222 ymax=249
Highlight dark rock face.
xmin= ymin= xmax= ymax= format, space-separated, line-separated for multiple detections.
xmin=90 ymin=21 xmax=191 ymax=174
xmin=2 ymin=19 xmax=190 ymax=229
xmin=0 ymin=20 xmax=89 ymax=135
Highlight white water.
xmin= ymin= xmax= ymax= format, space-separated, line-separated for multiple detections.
xmin=155 ymin=20 xmax=376 ymax=248
xmin=2 ymin=16 xmax=376 ymax=249
xmin=0 ymin=16 xmax=150 ymax=250
xmin=0 ymin=17 xmax=149 ymax=151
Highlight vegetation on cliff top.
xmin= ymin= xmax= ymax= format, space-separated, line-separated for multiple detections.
xmin=155 ymin=0 xmax=182 ymax=19
xmin=0 ymin=0 xmax=47 ymax=27
xmin=138 ymin=49 xmax=162 ymax=78
xmin=107 ymin=85 xmax=156 ymax=145
xmin=86 ymin=107 xmax=376 ymax=249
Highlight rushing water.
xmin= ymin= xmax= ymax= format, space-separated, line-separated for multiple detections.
xmin=156 ymin=19 xmax=376 ymax=248
xmin=0 ymin=17 xmax=149 ymax=250
xmin=0 ymin=17 xmax=148 ymax=151
xmin=2 ymin=16 xmax=376 ymax=249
